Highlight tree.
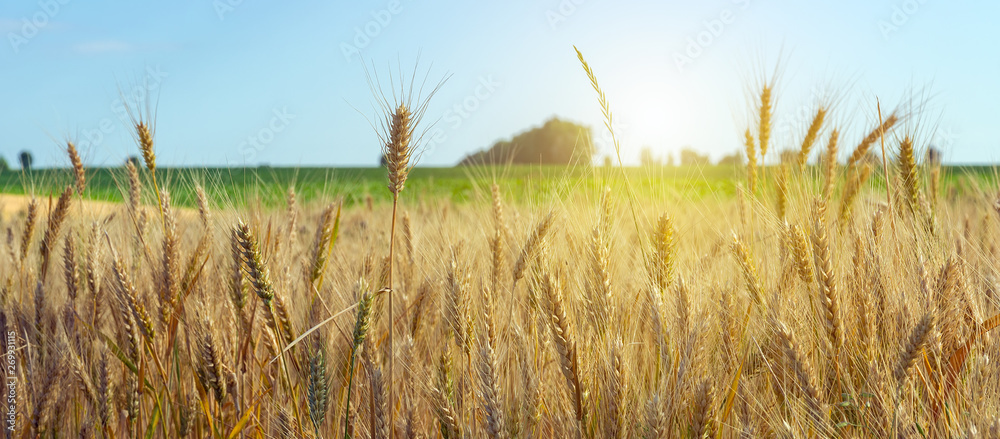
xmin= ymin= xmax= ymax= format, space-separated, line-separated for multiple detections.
xmin=639 ymin=146 xmax=661 ymax=166
xmin=126 ymin=155 xmax=141 ymax=168
xmin=603 ymin=155 xmax=613 ymax=167
xmin=779 ymin=149 xmax=797 ymax=165
xmin=679 ymin=147 xmax=710 ymax=166
xmin=0 ymin=156 xmax=8 ymax=172
xmin=380 ymin=153 xmax=389 ymax=168
xmin=926 ymin=146 xmax=942 ymax=166
xmin=18 ymin=150 xmax=32 ymax=171
xmin=459 ymin=117 xmax=594 ymax=165
xmin=717 ymin=151 xmax=744 ymax=166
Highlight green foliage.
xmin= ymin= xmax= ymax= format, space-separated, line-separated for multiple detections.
xmin=679 ymin=147 xmax=710 ymax=166
xmin=717 ymin=151 xmax=744 ymax=166
xmin=639 ymin=146 xmax=661 ymax=166
xmin=0 ymin=156 xmax=8 ymax=172
xmin=459 ymin=117 xmax=594 ymax=165
xmin=0 ymin=165 xmax=989 ymax=209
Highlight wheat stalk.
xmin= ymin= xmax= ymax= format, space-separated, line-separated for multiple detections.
xmin=307 ymin=339 xmax=330 ymax=435
xmin=758 ymin=85 xmax=773 ymax=159
xmin=848 ymin=113 xmax=898 ymax=167
xmin=744 ymin=128 xmax=757 ymax=194
xmin=895 ymin=313 xmax=935 ymax=383
xmin=897 ymin=136 xmax=920 ymax=215
xmin=812 ymin=200 xmax=843 ymax=360
xmin=774 ymin=321 xmax=826 ymax=427
xmin=19 ymin=197 xmax=38 ymax=264
xmin=798 ymin=107 xmax=826 ymax=169
xmin=821 ymin=130 xmax=840 ymax=202
xmin=344 ymin=279 xmax=375 ymax=439
xmin=477 ymin=288 xmax=505 ymax=439
xmin=542 ymin=272 xmax=586 ymax=436
xmin=512 ymin=211 xmax=555 ymax=287
xmin=731 ymin=233 xmax=765 ymax=308
xmin=158 ymin=190 xmax=178 ymax=323
xmin=40 ymin=187 xmax=73 ymax=280
xmin=650 ymin=213 xmax=676 ymax=293
xmin=66 ymin=141 xmax=86 ymax=195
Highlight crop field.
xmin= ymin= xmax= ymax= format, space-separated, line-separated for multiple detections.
xmin=0 ymin=165 xmax=747 ymax=210
xmin=3 ymin=141 xmax=1000 ymax=438
xmin=5 ymin=26 xmax=1000 ymax=439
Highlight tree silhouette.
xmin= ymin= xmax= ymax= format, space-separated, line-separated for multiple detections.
xmin=0 ymin=156 xmax=8 ymax=172
xmin=639 ymin=146 xmax=660 ymax=166
xmin=459 ymin=117 xmax=594 ymax=165
xmin=717 ymin=151 xmax=744 ymax=166
xmin=679 ymin=147 xmax=709 ymax=166
xmin=18 ymin=150 xmax=33 ymax=171
xmin=926 ymin=146 xmax=942 ymax=166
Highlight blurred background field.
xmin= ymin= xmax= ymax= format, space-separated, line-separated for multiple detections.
xmin=0 ymin=164 xmax=994 ymax=209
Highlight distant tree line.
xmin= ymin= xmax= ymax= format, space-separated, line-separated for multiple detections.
xmin=372 ymin=117 xmax=949 ymax=168
xmin=636 ymin=146 xmax=721 ymax=167
xmin=19 ymin=151 xmax=32 ymax=171
xmin=635 ymin=145 xmax=946 ymax=167
xmin=0 ymin=150 xmax=32 ymax=172
xmin=457 ymin=118 xmax=594 ymax=166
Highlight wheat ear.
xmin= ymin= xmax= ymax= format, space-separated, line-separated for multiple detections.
xmin=758 ymin=85 xmax=773 ymax=159
xmin=543 ymin=273 xmax=586 ymax=435
xmin=848 ymin=113 xmax=898 ymax=167
xmin=897 ymin=136 xmax=920 ymax=214
xmin=774 ymin=321 xmax=825 ymax=426
xmin=512 ymin=211 xmax=555 ymax=287
xmin=344 ymin=279 xmax=375 ymax=439
xmin=812 ymin=200 xmax=843 ymax=359
xmin=744 ymin=128 xmax=757 ymax=194
xmin=798 ymin=107 xmax=826 ymax=168
xmin=895 ymin=313 xmax=935 ymax=383
xmin=19 ymin=197 xmax=38 ymax=264
xmin=821 ymin=130 xmax=839 ymax=202
xmin=731 ymin=233 xmax=765 ymax=308
xmin=67 ymin=141 xmax=86 ymax=195
xmin=39 ymin=186 xmax=72 ymax=280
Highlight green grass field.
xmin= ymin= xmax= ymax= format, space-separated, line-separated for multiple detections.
xmin=0 ymin=164 xmax=993 ymax=209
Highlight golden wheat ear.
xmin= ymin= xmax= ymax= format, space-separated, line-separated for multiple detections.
xmin=66 ymin=141 xmax=86 ymax=195
xmin=118 ymin=76 xmax=163 ymax=218
xmin=744 ymin=128 xmax=757 ymax=193
xmin=758 ymin=85 xmax=772 ymax=159
xmin=798 ymin=107 xmax=826 ymax=169
xmin=363 ymin=59 xmax=449 ymax=437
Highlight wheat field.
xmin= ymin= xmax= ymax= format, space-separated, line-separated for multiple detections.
xmin=3 ymin=54 xmax=1000 ymax=439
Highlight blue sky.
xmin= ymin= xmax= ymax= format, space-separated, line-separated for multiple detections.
xmin=2 ymin=0 xmax=997 ymax=168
